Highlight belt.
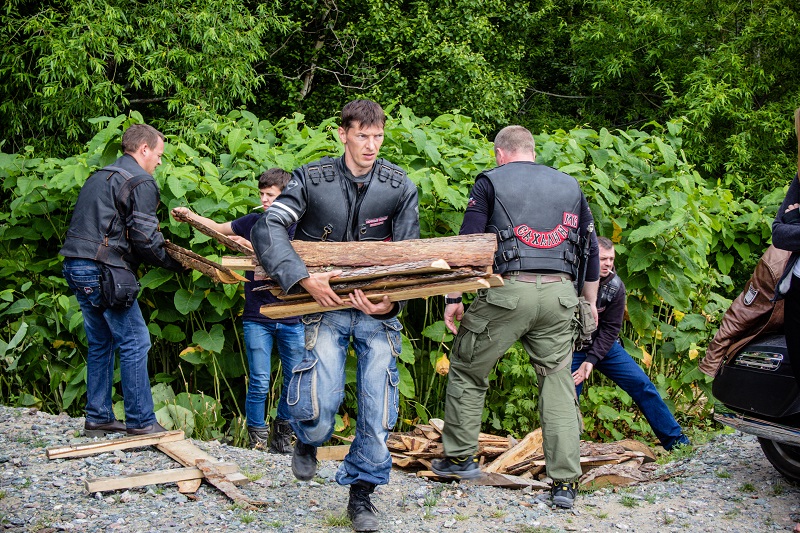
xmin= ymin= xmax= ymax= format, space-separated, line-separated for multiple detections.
xmin=502 ymin=272 xmax=572 ymax=284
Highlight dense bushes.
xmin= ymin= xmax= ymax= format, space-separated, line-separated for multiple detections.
xmin=0 ymin=109 xmax=778 ymax=443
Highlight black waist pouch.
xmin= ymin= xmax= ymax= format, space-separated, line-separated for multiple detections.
xmin=100 ymin=265 xmax=141 ymax=308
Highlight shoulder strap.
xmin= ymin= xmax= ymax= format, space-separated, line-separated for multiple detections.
xmin=306 ymin=156 xmax=337 ymax=185
xmin=101 ymin=165 xmax=151 ymax=215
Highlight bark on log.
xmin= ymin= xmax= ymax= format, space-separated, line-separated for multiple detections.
xmin=223 ymin=233 xmax=498 ymax=271
xmin=266 ymin=269 xmax=493 ymax=300
xmin=260 ymin=276 xmax=500 ymax=319
xmin=164 ymin=242 xmax=247 ymax=284
xmin=171 ymin=208 xmax=255 ymax=255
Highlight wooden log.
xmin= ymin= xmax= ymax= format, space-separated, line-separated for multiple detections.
xmin=615 ymin=439 xmax=656 ymax=463
xmin=225 ymin=234 xmax=498 ymax=271
xmin=267 ymin=269 xmax=494 ymax=300
xmin=252 ymin=260 xmax=457 ymax=292
xmin=412 ymin=425 xmax=442 ymax=441
xmin=484 ymin=429 xmax=543 ymax=474
xmin=579 ymin=463 xmax=647 ymax=488
xmin=164 ymin=242 xmax=247 ymax=284
xmin=391 ymin=453 xmax=419 ymax=468
xmin=260 ymin=277 xmax=499 ymax=319
xmin=429 ymin=418 xmax=445 ymax=433
xmin=157 ymin=439 xmax=249 ymax=486
xmin=84 ymin=463 xmax=239 ymax=493
xmin=316 ymin=445 xmax=351 ymax=462
xmin=171 ymin=208 xmax=255 ymax=255
xmin=46 ymin=431 xmax=186 ymax=459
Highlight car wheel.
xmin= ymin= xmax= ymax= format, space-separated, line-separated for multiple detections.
xmin=758 ymin=437 xmax=800 ymax=483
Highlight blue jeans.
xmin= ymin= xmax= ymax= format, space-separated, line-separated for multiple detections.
xmin=242 ymin=320 xmax=304 ymax=427
xmin=288 ymin=309 xmax=402 ymax=486
xmin=62 ymin=258 xmax=156 ymax=429
xmin=573 ymin=340 xmax=685 ymax=449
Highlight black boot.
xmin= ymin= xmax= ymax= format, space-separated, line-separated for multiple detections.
xmin=269 ymin=419 xmax=294 ymax=454
xmin=291 ymin=440 xmax=317 ymax=481
xmin=347 ymin=480 xmax=379 ymax=532
xmin=247 ymin=426 xmax=270 ymax=450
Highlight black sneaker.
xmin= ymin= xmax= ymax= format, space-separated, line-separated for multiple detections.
xmin=84 ymin=419 xmax=126 ymax=438
xmin=247 ymin=426 xmax=270 ymax=450
xmin=269 ymin=419 xmax=294 ymax=454
xmin=347 ymin=481 xmax=379 ymax=532
xmin=291 ymin=440 xmax=318 ymax=481
xmin=430 ymin=455 xmax=482 ymax=479
xmin=551 ymin=480 xmax=579 ymax=509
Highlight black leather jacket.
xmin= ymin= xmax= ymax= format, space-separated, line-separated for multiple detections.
xmin=251 ymin=155 xmax=420 ymax=294
xmin=59 ymin=154 xmax=183 ymax=272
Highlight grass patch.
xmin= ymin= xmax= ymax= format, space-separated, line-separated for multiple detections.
xmin=738 ymin=482 xmax=756 ymax=493
xmin=423 ymin=493 xmax=438 ymax=508
xmin=240 ymin=511 xmax=256 ymax=524
xmin=715 ymin=469 xmax=730 ymax=479
xmin=596 ymin=511 xmax=609 ymax=519
xmin=490 ymin=510 xmax=506 ymax=519
xmin=771 ymin=482 xmax=785 ymax=496
xmin=322 ymin=512 xmax=351 ymax=527
xmin=241 ymin=469 xmax=263 ymax=482
xmin=644 ymin=494 xmax=656 ymax=504
xmin=454 ymin=514 xmax=469 ymax=521
xmin=265 ymin=520 xmax=284 ymax=528
xmin=619 ymin=495 xmax=638 ymax=508
xmin=662 ymin=511 xmax=674 ymax=525
xmin=723 ymin=509 xmax=740 ymax=520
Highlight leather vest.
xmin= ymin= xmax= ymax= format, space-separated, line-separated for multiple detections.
xmin=485 ymin=162 xmax=582 ymax=276
xmin=598 ymin=273 xmax=623 ymax=313
xmin=295 ymin=156 xmax=408 ymax=242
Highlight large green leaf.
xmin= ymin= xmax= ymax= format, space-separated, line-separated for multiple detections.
xmin=192 ymin=324 xmax=226 ymax=353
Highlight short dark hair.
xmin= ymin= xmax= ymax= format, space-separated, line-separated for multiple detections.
xmin=121 ymin=124 xmax=165 ymax=154
xmin=341 ymin=99 xmax=386 ymax=130
xmin=597 ymin=236 xmax=615 ymax=251
xmin=258 ymin=168 xmax=291 ymax=191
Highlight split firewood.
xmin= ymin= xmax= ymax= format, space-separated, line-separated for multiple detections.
xmin=171 ymin=208 xmax=255 ymax=255
xmin=264 ymin=269 xmax=495 ymax=300
xmin=164 ymin=242 xmax=247 ymax=284
xmin=579 ymin=462 xmax=648 ymax=488
xmin=260 ymin=276 xmax=500 ymax=319
xmin=412 ymin=424 xmax=442 ymax=441
xmin=196 ymin=459 xmax=270 ymax=510
xmin=251 ymin=260 xmax=456 ymax=290
xmin=615 ymin=439 xmax=657 ymax=463
xmin=484 ymin=429 xmax=543 ymax=474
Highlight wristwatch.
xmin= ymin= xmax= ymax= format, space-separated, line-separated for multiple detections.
xmin=444 ymin=297 xmax=463 ymax=305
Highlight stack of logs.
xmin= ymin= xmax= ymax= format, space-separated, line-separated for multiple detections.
xmin=387 ymin=419 xmax=674 ymax=489
xmin=171 ymin=209 xmax=503 ymax=319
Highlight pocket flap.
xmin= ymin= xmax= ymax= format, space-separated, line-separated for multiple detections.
xmin=559 ymin=294 xmax=580 ymax=308
xmin=486 ymin=291 xmax=519 ymax=310
xmin=292 ymin=358 xmax=318 ymax=373
xmin=383 ymin=318 xmax=403 ymax=331
xmin=460 ymin=314 xmax=490 ymax=334
xmin=387 ymin=367 xmax=400 ymax=387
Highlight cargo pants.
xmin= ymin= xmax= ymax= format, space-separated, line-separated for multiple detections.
xmin=441 ymin=275 xmax=583 ymax=482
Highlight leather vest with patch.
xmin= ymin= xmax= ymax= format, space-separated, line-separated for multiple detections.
xmin=296 ymin=156 xmax=408 ymax=242
xmin=597 ymin=273 xmax=623 ymax=313
xmin=484 ymin=162 xmax=582 ymax=276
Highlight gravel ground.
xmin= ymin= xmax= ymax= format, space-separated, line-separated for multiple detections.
xmin=1 ymin=405 xmax=798 ymax=532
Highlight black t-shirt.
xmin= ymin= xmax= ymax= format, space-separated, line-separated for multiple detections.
xmin=230 ymin=212 xmax=300 ymax=325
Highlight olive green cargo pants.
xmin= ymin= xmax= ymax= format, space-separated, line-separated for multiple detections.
xmin=442 ymin=275 xmax=583 ymax=482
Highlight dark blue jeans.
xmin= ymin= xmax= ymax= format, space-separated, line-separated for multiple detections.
xmin=573 ymin=340 xmax=685 ymax=450
xmin=63 ymin=258 xmax=156 ymax=429
xmin=242 ymin=320 xmax=304 ymax=427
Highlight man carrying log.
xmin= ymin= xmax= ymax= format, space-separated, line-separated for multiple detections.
xmin=571 ymin=237 xmax=691 ymax=451
xmin=59 ymin=124 xmax=185 ymax=437
xmin=251 ymin=99 xmax=420 ymax=532
xmin=431 ymin=125 xmax=599 ymax=510
xmin=172 ymin=168 xmax=303 ymax=454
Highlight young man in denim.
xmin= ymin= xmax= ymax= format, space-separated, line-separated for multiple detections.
xmin=173 ymin=169 xmax=303 ymax=453
xmin=572 ymin=237 xmax=691 ymax=450
xmin=251 ymin=100 xmax=419 ymax=532
xmin=60 ymin=123 xmax=185 ymax=437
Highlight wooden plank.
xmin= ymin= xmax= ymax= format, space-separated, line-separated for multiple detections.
xmin=157 ymin=439 xmax=249 ymax=486
xmin=47 ymin=431 xmax=186 ymax=459
xmin=196 ymin=460 xmax=271 ymax=509
xmin=177 ymin=479 xmax=202 ymax=493
xmin=85 ymin=463 xmax=240 ymax=493
xmin=260 ymin=277 xmax=495 ymax=319
xmin=316 ymin=445 xmax=351 ymax=462
xmin=225 ymin=234 xmax=497 ymax=270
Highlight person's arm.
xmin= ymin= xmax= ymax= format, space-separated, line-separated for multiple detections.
xmin=127 ymin=180 xmax=184 ymax=272
xmin=579 ymin=196 xmax=600 ymax=324
xmin=171 ymin=206 xmax=234 ymax=236
xmin=573 ymin=282 xmax=625 ymax=386
xmin=772 ymin=174 xmax=800 ymax=251
xmin=444 ymin=177 xmax=493 ymax=333
xmin=251 ymin=169 xmax=343 ymax=305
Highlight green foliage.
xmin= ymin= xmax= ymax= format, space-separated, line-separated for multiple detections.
xmin=0 ymin=107 xmax=771 ymax=444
